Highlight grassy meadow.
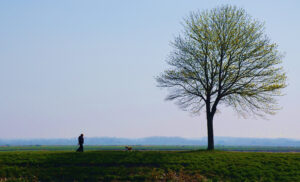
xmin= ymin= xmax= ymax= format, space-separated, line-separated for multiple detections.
xmin=1 ymin=145 xmax=300 ymax=152
xmin=0 ymin=146 xmax=299 ymax=181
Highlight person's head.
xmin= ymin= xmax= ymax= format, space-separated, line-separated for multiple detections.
xmin=80 ymin=133 xmax=84 ymax=137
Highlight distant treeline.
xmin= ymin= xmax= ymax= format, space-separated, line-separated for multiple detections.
xmin=0 ymin=136 xmax=300 ymax=146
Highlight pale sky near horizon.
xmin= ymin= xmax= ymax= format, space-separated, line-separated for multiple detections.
xmin=0 ymin=0 xmax=299 ymax=139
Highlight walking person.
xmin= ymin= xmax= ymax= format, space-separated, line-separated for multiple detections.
xmin=76 ymin=133 xmax=84 ymax=152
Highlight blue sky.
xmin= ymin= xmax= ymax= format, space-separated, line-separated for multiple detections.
xmin=0 ymin=0 xmax=299 ymax=139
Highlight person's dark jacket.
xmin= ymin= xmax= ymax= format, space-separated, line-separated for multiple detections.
xmin=78 ymin=135 xmax=84 ymax=145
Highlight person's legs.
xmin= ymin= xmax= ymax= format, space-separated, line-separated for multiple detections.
xmin=79 ymin=144 xmax=83 ymax=152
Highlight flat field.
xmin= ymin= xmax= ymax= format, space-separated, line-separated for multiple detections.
xmin=0 ymin=147 xmax=299 ymax=181
xmin=2 ymin=145 xmax=201 ymax=152
xmin=1 ymin=145 xmax=300 ymax=152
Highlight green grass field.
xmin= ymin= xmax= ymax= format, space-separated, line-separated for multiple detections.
xmin=0 ymin=147 xmax=299 ymax=181
xmin=1 ymin=145 xmax=300 ymax=152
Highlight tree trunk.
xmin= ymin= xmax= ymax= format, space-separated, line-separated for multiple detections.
xmin=207 ymin=113 xmax=214 ymax=150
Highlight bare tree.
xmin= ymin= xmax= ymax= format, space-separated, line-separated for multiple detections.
xmin=156 ymin=5 xmax=286 ymax=150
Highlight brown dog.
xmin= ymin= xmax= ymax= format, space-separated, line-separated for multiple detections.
xmin=125 ymin=146 xmax=132 ymax=151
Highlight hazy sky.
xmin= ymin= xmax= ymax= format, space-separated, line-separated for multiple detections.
xmin=0 ymin=0 xmax=299 ymax=139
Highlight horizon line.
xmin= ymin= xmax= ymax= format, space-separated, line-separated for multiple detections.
xmin=1 ymin=136 xmax=300 ymax=141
